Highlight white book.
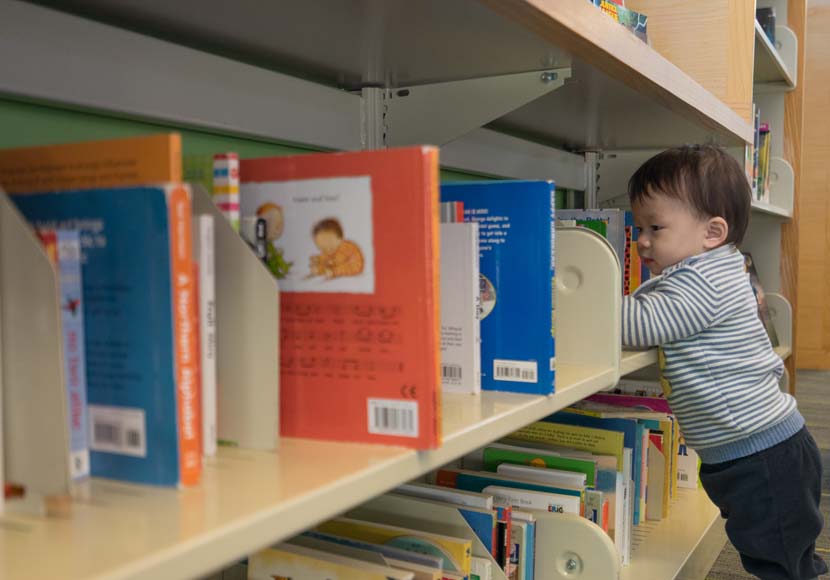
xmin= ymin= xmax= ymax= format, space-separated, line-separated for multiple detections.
xmin=396 ymin=482 xmax=494 ymax=510
xmin=470 ymin=557 xmax=493 ymax=580
xmin=193 ymin=214 xmax=217 ymax=457
xmin=496 ymin=462 xmax=586 ymax=490
xmin=511 ymin=519 xmax=529 ymax=580
xmin=482 ymin=485 xmax=581 ymax=515
xmin=440 ymin=222 xmax=481 ymax=394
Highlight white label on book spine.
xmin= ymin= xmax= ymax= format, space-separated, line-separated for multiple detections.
xmin=88 ymin=405 xmax=147 ymax=457
xmin=493 ymin=359 xmax=538 ymax=383
xmin=367 ymin=399 xmax=418 ymax=437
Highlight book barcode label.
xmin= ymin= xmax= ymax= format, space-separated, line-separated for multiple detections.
xmin=441 ymin=364 xmax=463 ymax=381
xmin=368 ymin=399 xmax=419 ymax=438
xmin=493 ymin=359 xmax=538 ymax=383
xmin=678 ymin=473 xmax=689 ymax=482
xmin=88 ymin=405 xmax=147 ymax=458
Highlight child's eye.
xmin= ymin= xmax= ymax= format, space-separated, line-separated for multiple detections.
xmin=651 ymin=225 xmax=663 ymax=232
xmin=635 ymin=226 xmax=643 ymax=234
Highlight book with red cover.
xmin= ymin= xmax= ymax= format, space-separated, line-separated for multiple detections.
xmin=240 ymin=146 xmax=441 ymax=449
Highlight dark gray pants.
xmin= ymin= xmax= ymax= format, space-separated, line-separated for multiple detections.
xmin=700 ymin=427 xmax=827 ymax=579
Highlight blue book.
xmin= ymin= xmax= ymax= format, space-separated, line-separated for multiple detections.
xmin=14 ymin=185 xmax=198 ymax=487
xmin=458 ymin=508 xmax=496 ymax=555
xmin=546 ymin=411 xmax=643 ymax=525
xmin=55 ymin=230 xmax=90 ymax=479
xmin=441 ymin=181 xmax=555 ymax=395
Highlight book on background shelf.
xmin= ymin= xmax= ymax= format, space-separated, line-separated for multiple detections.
xmin=13 ymin=184 xmax=200 ymax=487
xmin=316 ymin=517 xmax=472 ymax=578
xmin=753 ymin=105 xmax=761 ymax=199
xmin=192 ymin=214 xmax=217 ymax=457
xmin=439 ymin=221 xmax=482 ymax=394
xmin=213 ymin=153 xmax=240 ymax=231
xmin=758 ymin=123 xmax=772 ymax=203
xmin=757 ymin=7 xmax=776 ymax=45
xmin=557 ymin=209 xmax=626 ymax=273
xmin=36 ymin=229 xmax=90 ymax=480
xmin=441 ymin=181 xmax=556 ymax=395
xmin=742 ymin=252 xmax=781 ymax=347
xmin=0 ymin=133 xmax=181 ymax=192
xmin=240 ymin=146 xmax=441 ymax=449
xmin=249 ymin=542 xmax=416 ymax=580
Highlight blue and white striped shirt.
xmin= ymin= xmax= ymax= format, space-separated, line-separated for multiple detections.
xmin=622 ymin=244 xmax=802 ymax=463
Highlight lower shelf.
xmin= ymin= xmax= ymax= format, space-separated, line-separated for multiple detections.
xmin=621 ymin=348 xmax=658 ymax=376
xmin=0 ymin=363 xmax=616 ymax=580
xmin=623 ymin=487 xmax=726 ymax=580
xmin=774 ymin=345 xmax=792 ymax=360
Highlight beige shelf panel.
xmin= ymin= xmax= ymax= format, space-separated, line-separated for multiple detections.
xmin=0 ymin=366 xmax=618 ymax=580
xmin=622 ymin=487 xmax=726 ymax=580
xmin=621 ymin=348 xmax=658 ymax=376
xmin=751 ymin=199 xmax=792 ymax=219
xmin=30 ymin=0 xmax=752 ymax=149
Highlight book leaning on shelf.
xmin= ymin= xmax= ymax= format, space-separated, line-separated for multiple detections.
xmin=36 ymin=229 xmax=90 ymax=481
xmin=239 ymin=146 xmax=441 ymax=449
xmin=441 ymin=181 xmax=556 ymax=396
xmin=0 ymin=134 xmax=201 ymax=486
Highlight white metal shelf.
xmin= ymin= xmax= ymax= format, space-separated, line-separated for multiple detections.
xmin=0 ymin=367 xmax=618 ymax=580
xmin=751 ymin=199 xmax=792 ymax=219
xmin=17 ymin=0 xmax=752 ymax=150
xmin=754 ymin=20 xmax=797 ymax=89
xmin=622 ymin=487 xmax=726 ymax=580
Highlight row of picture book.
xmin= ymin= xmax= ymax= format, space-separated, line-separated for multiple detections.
xmin=746 ymin=102 xmax=774 ymax=203
xmin=0 ymin=132 xmax=779 ymax=499
xmin=243 ymin=379 xmax=699 ymax=579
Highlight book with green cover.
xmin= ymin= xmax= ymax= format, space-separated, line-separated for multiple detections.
xmin=482 ymin=445 xmax=597 ymax=487
xmin=509 ymin=421 xmax=625 ymax=470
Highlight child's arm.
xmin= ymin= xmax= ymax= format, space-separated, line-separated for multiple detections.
xmin=623 ymin=268 xmax=721 ymax=348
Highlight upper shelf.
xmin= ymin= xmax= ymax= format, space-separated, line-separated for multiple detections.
xmin=25 ymin=0 xmax=753 ymax=149
xmin=0 ymin=367 xmax=617 ymax=580
xmin=754 ymin=21 xmax=796 ymax=89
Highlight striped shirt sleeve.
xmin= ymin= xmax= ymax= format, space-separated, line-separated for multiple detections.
xmin=622 ymin=267 xmax=722 ymax=347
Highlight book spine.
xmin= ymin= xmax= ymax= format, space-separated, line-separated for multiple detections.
xmin=168 ymin=184 xmax=201 ymax=486
xmin=425 ymin=148 xmax=442 ymax=447
xmin=194 ymin=215 xmax=217 ymax=457
xmin=57 ymin=230 xmax=90 ymax=479
xmin=213 ymin=153 xmax=240 ymax=232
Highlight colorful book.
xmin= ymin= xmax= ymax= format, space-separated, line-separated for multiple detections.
xmin=213 ymin=153 xmax=240 ymax=231
xmin=439 ymin=222 xmax=481 ymax=394
xmin=0 ymin=133 xmax=181 ymax=193
xmin=496 ymin=463 xmax=587 ymax=490
xmin=13 ymin=184 xmax=200 ymax=487
xmin=479 ymin=442 xmax=597 ymax=487
xmin=316 ymin=517 xmax=472 ymax=577
xmin=482 ymin=485 xmax=581 ymax=515
xmin=441 ymin=181 xmax=555 ymax=395
xmin=240 ymin=146 xmax=441 ymax=448
xmin=435 ymin=468 xmax=583 ymax=501
xmin=36 ymin=229 xmax=89 ymax=480
xmin=192 ymin=214 xmax=217 ymax=457
xmin=248 ymin=542 xmax=416 ymax=580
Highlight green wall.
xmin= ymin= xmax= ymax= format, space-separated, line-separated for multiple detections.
xmin=0 ymin=98 xmax=489 ymax=182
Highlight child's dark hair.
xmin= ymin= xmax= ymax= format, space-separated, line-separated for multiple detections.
xmin=313 ymin=218 xmax=344 ymax=238
xmin=628 ymin=144 xmax=751 ymax=245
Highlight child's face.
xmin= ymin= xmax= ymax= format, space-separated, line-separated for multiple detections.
xmin=314 ymin=230 xmax=341 ymax=254
xmin=632 ymin=192 xmax=713 ymax=275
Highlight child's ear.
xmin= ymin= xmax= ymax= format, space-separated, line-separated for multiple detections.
xmin=703 ymin=217 xmax=729 ymax=249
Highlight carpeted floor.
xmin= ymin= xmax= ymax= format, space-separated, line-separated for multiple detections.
xmin=705 ymin=370 xmax=830 ymax=579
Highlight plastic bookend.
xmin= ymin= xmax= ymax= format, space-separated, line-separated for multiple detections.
xmin=765 ymin=293 xmax=793 ymax=353
xmin=556 ymin=227 xmax=622 ymax=385
xmin=191 ymin=184 xmax=280 ymax=451
xmin=533 ymin=511 xmax=619 ymax=579
xmin=768 ymin=157 xmax=794 ymax=215
xmin=0 ymin=190 xmax=70 ymax=507
xmin=347 ymin=493 xmax=508 ymax=580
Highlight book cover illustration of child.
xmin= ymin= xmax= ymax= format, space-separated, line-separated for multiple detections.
xmin=308 ymin=218 xmax=365 ymax=280
xmin=241 ymin=176 xmax=375 ymax=294
xmin=256 ymin=202 xmax=293 ymax=279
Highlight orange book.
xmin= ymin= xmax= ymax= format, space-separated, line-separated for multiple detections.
xmin=0 ymin=133 xmax=181 ymax=193
xmin=240 ymin=146 xmax=441 ymax=449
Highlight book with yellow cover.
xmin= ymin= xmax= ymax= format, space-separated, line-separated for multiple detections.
xmin=316 ymin=517 xmax=472 ymax=577
xmin=0 ymin=133 xmax=181 ymax=193
xmin=249 ymin=543 xmax=415 ymax=580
